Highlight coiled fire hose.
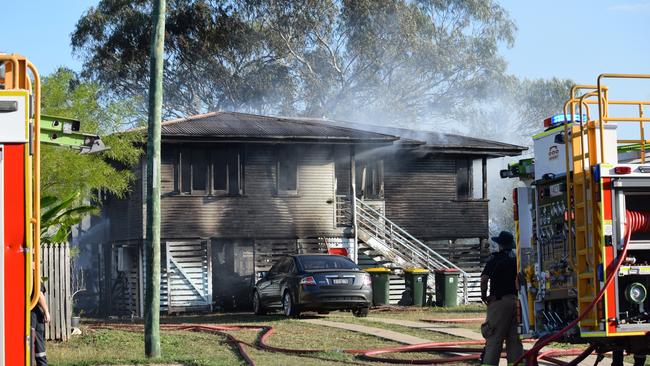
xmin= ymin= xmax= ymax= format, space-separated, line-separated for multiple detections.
xmin=513 ymin=210 xmax=650 ymax=366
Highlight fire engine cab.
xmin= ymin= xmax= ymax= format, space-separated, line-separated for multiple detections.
xmin=504 ymin=75 xmax=650 ymax=360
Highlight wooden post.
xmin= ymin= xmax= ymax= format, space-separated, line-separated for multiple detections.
xmin=481 ymin=157 xmax=489 ymax=258
xmin=350 ymin=145 xmax=358 ymax=263
xmin=482 ymin=157 xmax=487 ymax=200
xmin=144 ymin=0 xmax=166 ymax=358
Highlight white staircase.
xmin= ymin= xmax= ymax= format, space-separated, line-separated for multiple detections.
xmin=354 ymin=197 xmax=470 ymax=304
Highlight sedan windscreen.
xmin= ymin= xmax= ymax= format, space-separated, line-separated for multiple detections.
xmin=299 ymin=256 xmax=359 ymax=271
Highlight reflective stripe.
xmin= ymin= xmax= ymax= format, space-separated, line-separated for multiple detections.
xmin=34 ymin=352 xmax=46 ymax=357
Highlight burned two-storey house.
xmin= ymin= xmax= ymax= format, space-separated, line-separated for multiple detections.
xmin=78 ymin=111 xmax=525 ymax=316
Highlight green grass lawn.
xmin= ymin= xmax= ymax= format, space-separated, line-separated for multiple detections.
xmin=48 ymin=328 xmax=242 ymax=366
xmin=58 ymin=306 xmax=598 ymax=366
xmin=49 ymin=313 xmax=411 ymax=366
xmin=370 ymin=304 xmax=486 ymax=320
xmin=325 ymin=313 xmax=469 ymax=342
xmin=368 ymin=305 xmax=485 ymax=332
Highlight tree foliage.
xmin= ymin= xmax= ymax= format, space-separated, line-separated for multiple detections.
xmin=517 ymin=77 xmax=575 ymax=135
xmin=455 ymin=76 xmax=574 ymax=147
xmin=41 ymin=193 xmax=96 ymax=245
xmin=40 ymin=68 xmax=144 ymax=201
xmin=72 ymin=0 xmax=515 ymax=124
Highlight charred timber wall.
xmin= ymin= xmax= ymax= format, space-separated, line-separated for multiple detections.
xmin=158 ymin=144 xmax=339 ymax=239
xmin=383 ymin=154 xmax=488 ymax=240
xmin=100 ymin=144 xmax=488 ymax=242
xmin=104 ymin=161 xmax=145 ymax=241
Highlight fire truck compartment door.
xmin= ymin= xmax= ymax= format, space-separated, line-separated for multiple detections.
xmin=0 ymin=91 xmax=29 ymax=143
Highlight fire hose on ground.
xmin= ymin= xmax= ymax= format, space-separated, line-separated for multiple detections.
xmin=513 ymin=210 xmax=650 ymax=366
xmin=93 ymin=322 xmax=587 ymax=365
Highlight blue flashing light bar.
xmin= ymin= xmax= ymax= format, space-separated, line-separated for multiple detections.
xmin=544 ymin=113 xmax=588 ymax=128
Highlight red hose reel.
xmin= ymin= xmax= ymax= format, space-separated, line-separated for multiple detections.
xmin=625 ymin=210 xmax=650 ymax=236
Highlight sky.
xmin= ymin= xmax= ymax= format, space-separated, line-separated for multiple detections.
xmin=499 ymin=0 xmax=650 ymax=99
xmin=3 ymin=0 xmax=97 ymax=75
xmin=4 ymin=0 xmax=649 ymax=97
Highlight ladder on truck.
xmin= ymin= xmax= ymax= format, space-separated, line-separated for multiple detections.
xmin=565 ymin=87 xmax=602 ymax=329
xmin=565 ymin=76 xmax=650 ymax=332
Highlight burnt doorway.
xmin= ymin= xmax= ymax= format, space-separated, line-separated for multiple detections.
xmin=212 ymin=239 xmax=255 ymax=311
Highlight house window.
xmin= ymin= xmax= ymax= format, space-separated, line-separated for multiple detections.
xmin=212 ymin=148 xmax=242 ymax=195
xmin=277 ymin=146 xmax=299 ymax=194
xmin=356 ymin=159 xmax=384 ymax=199
xmin=456 ymin=159 xmax=472 ymax=199
xmin=174 ymin=146 xmax=243 ymax=195
xmin=192 ymin=149 xmax=209 ymax=194
xmin=180 ymin=148 xmax=192 ymax=194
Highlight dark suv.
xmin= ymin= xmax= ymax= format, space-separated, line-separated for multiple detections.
xmin=252 ymin=254 xmax=372 ymax=317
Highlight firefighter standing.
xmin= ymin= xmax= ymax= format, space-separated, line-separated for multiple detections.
xmin=31 ymin=283 xmax=50 ymax=366
xmin=480 ymin=231 xmax=523 ymax=366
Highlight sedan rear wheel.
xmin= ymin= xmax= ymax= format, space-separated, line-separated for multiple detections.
xmin=253 ymin=291 xmax=266 ymax=315
xmin=283 ymin=291 xmax=300 ymax=318
xmin=353 ymin=307 xmax=369 ymax=317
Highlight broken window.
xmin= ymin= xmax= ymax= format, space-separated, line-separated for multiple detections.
xmin=172 ymin=145 xmax=244 ymax=195
xmin=162 ymin=146 xmax=179 ymax=194
xmin=192 ymin=148 xmax=209 ymax=194
xmin=356 ymin=158 xmax=384 ymax=199
xmin=212 ymin=148 xmax=243 ymax=195
xmin=180 ymin=147 xmax=191 ymax=194
xmin=277 ymin=146 xmax=299 ymax=195
xmin=213 ymin=149 xmax=228 ymax=192
xmin=456 ymin=159 xmax=472 ymax=199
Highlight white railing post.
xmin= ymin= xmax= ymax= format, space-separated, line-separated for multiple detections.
xmin=352 ymin=195 xmax=358 ymax=264
xmin=464 ymin=274 xmax=469 ymax=304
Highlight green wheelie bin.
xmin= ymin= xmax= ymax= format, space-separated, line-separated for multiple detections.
xmin=365 ymin=267 xmax=391 ymax=306
xmin=404 ymin=268 xmax=429 ymax=306
xmin=434 ymin=268 xmax=460 ymax=307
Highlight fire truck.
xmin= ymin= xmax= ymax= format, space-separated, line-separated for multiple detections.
xmin=503 ymin=74 xmax=650 ymax=362
xmin=1 ymin=54 xmax=104 ymax=365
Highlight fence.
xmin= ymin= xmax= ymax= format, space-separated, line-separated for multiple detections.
xmin=41 ymin=243 xmax=72 ymax=341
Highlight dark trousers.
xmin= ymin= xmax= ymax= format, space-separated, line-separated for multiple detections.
xmin=612 ymin=350 xmax=646 ymax=366
xmin=32 ymin=323 xmax=48 ymax=366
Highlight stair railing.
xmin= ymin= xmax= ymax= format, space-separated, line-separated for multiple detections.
xmin=354 ymin=197 xmax=469 ymax=304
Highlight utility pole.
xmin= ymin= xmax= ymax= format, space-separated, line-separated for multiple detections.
xmin=144 ymin=0 xmax=166 ymax=358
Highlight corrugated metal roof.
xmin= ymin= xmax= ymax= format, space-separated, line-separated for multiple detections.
xmin=157 ymin=111 xmax=397 ymax=142
xmin=146 ymin=110 xmax=525 ymax=157
xmin=289 ymin=118 xmax=527 ymax=157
